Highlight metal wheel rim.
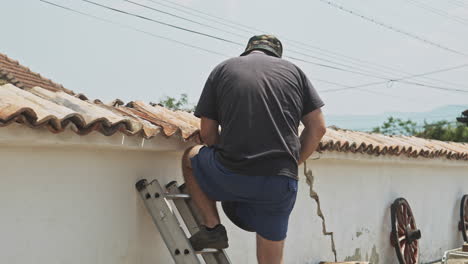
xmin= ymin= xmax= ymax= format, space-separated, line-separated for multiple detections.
xmin=391 ymin=198 xmax=420 ymax=264
xmin=461 ymin=195 xmax=468 ymax=242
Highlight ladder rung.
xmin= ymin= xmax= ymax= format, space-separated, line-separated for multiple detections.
xmin=165 ymin=193 xmax=191 ymax=200
xmin=195 ymin=249 xmax=220 ymax=254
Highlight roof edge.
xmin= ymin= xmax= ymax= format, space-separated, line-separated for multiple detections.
xmin=0 ymin=122 xmax=193 ymax=152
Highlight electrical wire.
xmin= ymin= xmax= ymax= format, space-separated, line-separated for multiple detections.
xmin=317 ymin=0 xmax=468 ymax=56
xmin=145 ymin=0 xmax=257 ymax=34
xmin=40 ymin=0 xmax=468 ymax=94
xmin=406 ymin=0 xmax=468 ymax=26
xmin=124 ymin=0 xmax=246 ymax=39
xmin=40 ymin=0 xmax=375 ymax=89
xmin=446 ymin=0 xmax=467 ymax=8
xmin=128 ymin=0 xmax=410 ymax=82
xmin=39 ymin=0 xmax=230 ymax=57
xmin=320 ymin=64 xmax=468 ymax=93
xmin=77 ymin=0 xmax=411 ymax=81
xmin=81 ymin=0 xmax=242 ymax=45
xmin=142 ymin=0 xmax=468 ymax=90
xmin=147 ymin=0 xmax=263 ymax=34
xmin=312 ymin=78 xmax=421 ymax=102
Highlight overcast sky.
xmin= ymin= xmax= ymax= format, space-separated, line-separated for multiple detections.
xmin=2 ymin=0 xmax=467 ymax=116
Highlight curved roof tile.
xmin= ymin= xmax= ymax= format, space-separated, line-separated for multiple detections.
xmin=0 ymin=83 xmax=467 ymax=161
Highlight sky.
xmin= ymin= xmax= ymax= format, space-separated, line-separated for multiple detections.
xmin=1 ymin=0 xmax=468 ymax=117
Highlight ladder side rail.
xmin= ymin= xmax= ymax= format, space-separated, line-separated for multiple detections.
xmin=136 ymin=179 xmax=200 ymax=264
xmin=169 ymin=183 xmax=232 ymax=264
xmin=167 ymin=182 xmax=220 ymax=264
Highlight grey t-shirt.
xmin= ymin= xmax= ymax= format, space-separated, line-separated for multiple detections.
xmin=194 ymin=52 xmax=324 ymax=179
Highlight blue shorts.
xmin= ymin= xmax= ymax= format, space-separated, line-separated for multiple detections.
xmin=190 ymin=146 xmax=298 ymax=241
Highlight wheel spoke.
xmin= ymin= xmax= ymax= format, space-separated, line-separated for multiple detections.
xmin=402 ymin=206 xmax=408 ymax=227
xmin=397 ymin=212 xmax=405 ymax=227
xmin=464 ymin=200 xmax=468 ymax=221
xmin=404 ymin=243 xmax=411 ymax=264
xmin=409 ymin=243 xmax=415 ymax=263
xmin=398 ymin=225 xmax=405 ymax=235
xmin=412 ymin=243 xmax=419 ymax=263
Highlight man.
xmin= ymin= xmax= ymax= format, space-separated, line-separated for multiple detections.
xmin=181 ymin=35 xmax=326 ymax=264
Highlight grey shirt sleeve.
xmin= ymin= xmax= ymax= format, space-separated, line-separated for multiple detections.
xmin=194 ymin=68 xmax=218 ymax=121
xmin=300 ymin=70 xmax=324 ymax=116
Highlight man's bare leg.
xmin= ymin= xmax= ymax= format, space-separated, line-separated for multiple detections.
xmin=181 ymin=145 xmax=220 ymax=228
xmin=257 ymin=234 xmax=285 ymax=264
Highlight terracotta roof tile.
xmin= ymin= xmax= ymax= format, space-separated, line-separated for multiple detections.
xmin=0 ymin=53 xmax=74 ymax=95
xmin=0 ymin=82 xmax=467 ymax=161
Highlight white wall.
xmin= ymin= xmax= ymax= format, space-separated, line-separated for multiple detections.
xmin=301 ymin=154 xmax=468 ymax=264
xmin=0 ymin=145 xmax=185 ymax=264
xmin=0 ymin=126 xmax=467 ymax=264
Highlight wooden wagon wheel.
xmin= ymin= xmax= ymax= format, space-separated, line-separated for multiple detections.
xmin=390 ymin=198 xmax=422 ymax=264
xmin=459 ymin=195 xmax=468 ymax=242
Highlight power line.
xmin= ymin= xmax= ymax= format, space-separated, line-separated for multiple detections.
xmin=285 ymin=37 xmax=468 ymax=89
xmin=314 ymin=78 xmax=424 ymax=102
xmin=146 ymin=0 xmax=421 ymax=80
xmin=286 ymin=56 xmax=393 ymax=80
xmin=42 ymin=0 xmax=391 ymax=88
xmin=41 ymin=0 xmax=468 ymax=95
xmin=124 ymin=0 xmax=246 ymax=38
xmin=39 ymin=0 xmax=230 ymax=57
xmin=129 ymin=0 xmax=407 ymax=83
xmin=77 ymin=0 xmax=407 ymax=81
xmin=147 ymin=0 xmax=262 ymax=34
xmin=406 ymin=0 xmax=468 ymax=26
xmin=318 ymin=0 xmax=468 ymax=56
xmin=40 ymin=0 xmax=373 ymax=90
xmin=141 ymin=0 xmax=468 ymax=90
xmin=320 ymin=63 xmax=468 ymax=93
xmin=145 ymin=0 xmax=257 ymax=34
xmin=446 ymin=0 xmax=467 ymax=8
xmin=81 ymin=0 xmax=242 ymax=45
xmin=81 ymin=0 xmax=468 ymax=93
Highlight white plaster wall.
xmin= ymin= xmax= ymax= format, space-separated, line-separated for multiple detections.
xmin=0 ymin=144 xmax=335 ymax=264
xmin=0 ymin=126 xmax=467 ymax=264
xmin=0 ymin=145 xmax=185 ymax=264
xmin=306 ymin=154 xmax=468 ymax=264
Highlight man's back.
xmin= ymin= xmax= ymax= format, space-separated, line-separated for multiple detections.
xmin=186 ymin=35 xmax=326 ymax=263
xmin=195 ymin=52 xmax=324 ymax=179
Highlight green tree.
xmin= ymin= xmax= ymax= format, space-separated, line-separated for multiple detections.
xmin=372 ymin=116 xmax=468 ymax=142
xmin=158 ymin=93 xmax=194 ymax=111
xmin=372 ymin=117 xmax=417 ymax=136
xmin=416 ymin=121 xmax=468 ymax=142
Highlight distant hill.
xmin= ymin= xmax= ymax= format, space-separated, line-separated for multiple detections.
xmin=325 ymin=105 xmax=468 ymax=132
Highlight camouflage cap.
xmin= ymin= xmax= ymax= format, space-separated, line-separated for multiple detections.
xmin=240 ymin=34 xmax=283 ymax=58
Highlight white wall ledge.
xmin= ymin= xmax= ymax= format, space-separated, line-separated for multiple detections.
xmin=1 ymin=124 xmax=467 ymax=167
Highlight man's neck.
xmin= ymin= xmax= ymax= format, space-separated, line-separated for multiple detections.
xmin=250 ymin=50 xmax=266 ymax=55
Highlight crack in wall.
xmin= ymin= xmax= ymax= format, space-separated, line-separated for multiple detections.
xmin=304 ymin=161 xmax=337 ymax=262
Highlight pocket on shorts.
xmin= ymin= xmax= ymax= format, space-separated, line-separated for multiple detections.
xmin=288 ymin=178 xmax=298 ymax=192
xmin=259 ymin=176 xmax=296 ymax=202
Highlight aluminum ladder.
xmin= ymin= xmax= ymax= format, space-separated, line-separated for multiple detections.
xmin=135 ymin=179 xmax=231 ymax=264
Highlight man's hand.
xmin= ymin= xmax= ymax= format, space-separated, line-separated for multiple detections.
xmin=200 ymin=117 xmax=220 ymax=146
xmin=298 ymin=108 xmax=326 ymax=165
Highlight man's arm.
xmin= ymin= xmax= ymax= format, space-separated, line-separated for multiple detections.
xmin=200 ymin=117 xmax=220 ymax=146
xmin=298 ymin=108 xmax=326 ymax=165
